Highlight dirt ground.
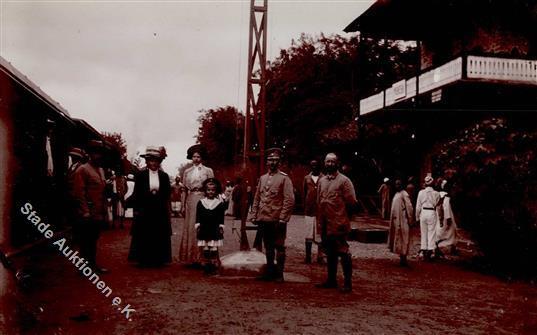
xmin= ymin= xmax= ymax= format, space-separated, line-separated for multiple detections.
xmin=8 ymin=215 xmax=537 ymax=335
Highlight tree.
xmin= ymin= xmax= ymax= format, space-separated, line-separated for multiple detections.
xmin=264 ymin=33 xmax=416 ymax=164
xmin=102 ymin=131 xmax=128 ymax=158
xmin=433 ymin=118 xmax=537 ymax=278
xmin=195 ymin=106 xmax=244 ymax=168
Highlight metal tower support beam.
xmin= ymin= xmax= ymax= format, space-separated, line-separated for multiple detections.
xmin=243 ymin=0 xmax=267 ymax=173
xmin=241 ymin=0 xmax=268 ymax=251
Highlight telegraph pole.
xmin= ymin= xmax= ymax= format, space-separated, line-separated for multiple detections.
xmin=241 ymin=0 xmax=268 ymax=250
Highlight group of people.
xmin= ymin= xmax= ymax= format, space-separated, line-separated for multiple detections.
xmin=68 ymin=138 xmax=456 ymax=293
xmin=66 ymin=140 xmax=359 ymax=293
xmin=387 ymin=174 xmax=458 ymax=267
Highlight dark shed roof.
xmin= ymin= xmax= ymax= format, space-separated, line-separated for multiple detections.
xmin=0 ymin=56 xmax=73 ymax=124
xmin=344 ymin=0 xmax=537 ymax=40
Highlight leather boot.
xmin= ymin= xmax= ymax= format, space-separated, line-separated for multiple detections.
xmin=316 ymin=252 xmax=338 ymax=288
xmin=305 ymin=240 xmax=312 ymax=264
xmin=275 ymin=251 xmax=286 ymax=283
xmin=340 ymin=253 xmax=352 ymax=293
xmin=203 ymin=249 xmax=212 ymax=275
xmin=316 ymin=245 xmax=325 ymax=264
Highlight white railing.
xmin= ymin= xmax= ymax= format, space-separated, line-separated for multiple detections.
xmin=467 ymin=56 xmax=537 ymax=84
xmin=358 ymin=55 xmax=537 ymax=116
xmin=419 ymin=57 xmax=463 ymax=93
xmin=360 ymin=91 xmax=384 ymax=115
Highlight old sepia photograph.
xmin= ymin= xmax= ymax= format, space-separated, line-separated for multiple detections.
xmin=1 ymin=0 xmax=536 ymax=334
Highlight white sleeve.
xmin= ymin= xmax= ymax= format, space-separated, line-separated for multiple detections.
xmin=444 ymin=197 xmax=452 ymax=220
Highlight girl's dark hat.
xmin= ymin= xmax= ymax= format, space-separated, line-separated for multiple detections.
xmin=187 ymin=144 xmax=207 ymax=160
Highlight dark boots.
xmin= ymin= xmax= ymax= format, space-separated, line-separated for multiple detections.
xmin=275 ymin=250 xmax=286 ymax=283
xmin=305 ymin=240 xmax=313 ymax=264
xmin=340 ymin=253 xmax=352 ymax=293
xmin=316 ymin=252 xmax=353 ymax=293
xmin=203 ymin=250 xmax=219 ymax=275
xmin=399 ymin=255 xmax=409 ymax=267
xmin=316 ymin=252 xmax=338 ymax=288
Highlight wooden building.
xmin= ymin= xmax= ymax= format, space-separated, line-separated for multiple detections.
xmin=344 ymin=0 xmax=537 ymax=179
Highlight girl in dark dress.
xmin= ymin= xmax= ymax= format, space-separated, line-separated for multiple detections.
xmin=195 ymin=178 xmax=228 ymax=275
xmin=128 ymin=146 xmax=172 ymax=267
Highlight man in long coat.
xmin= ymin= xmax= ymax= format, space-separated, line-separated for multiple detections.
xmin=388 ymin=179 xmax=414 ymax=267
xmin=316 ymin=153 xmax=357 ymax=293
xmin=72 ymin=140 xmax=108 ymax=273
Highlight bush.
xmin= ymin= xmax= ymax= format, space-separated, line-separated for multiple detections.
xmin=433 ymin=117 xmax=537 ymax=278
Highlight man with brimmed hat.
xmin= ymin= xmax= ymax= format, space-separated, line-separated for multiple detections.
xmin=251 ymin=147 xmax=295 ymax=282
xmin=72 ymin=139 xmax=109 ymax=273
xmin=416 ymin=173 xmax=440 ymax=261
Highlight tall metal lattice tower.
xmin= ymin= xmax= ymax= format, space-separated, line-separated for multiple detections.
xmin=239 ymin=0 xmax=268 ymax=251
xmin=243 ymin=0 xmax=267 ymax=174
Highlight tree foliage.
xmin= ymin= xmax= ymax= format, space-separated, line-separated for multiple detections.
xmin=195 ymin=106 xmax=244 ymax=167
xmin=265 ymin=34 xmax=416 ymax=163
xmin=102 ymin=131 xmax=128 ymax=158
xmin=433 ymin=118 xmax=537 ymax=278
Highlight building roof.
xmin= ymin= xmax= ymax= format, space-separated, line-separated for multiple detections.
xmin=0 ymin=56 xmax=73 ymax=123
xmin=344 ymin=0 xmax=537 ymax=40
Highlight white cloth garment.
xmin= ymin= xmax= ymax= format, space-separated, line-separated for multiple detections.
xmin=190 ymin=164 xmax=203 ymax=185
xmin=200 ymin=197 xmax=221 ymax=210
xmin=46 ymin=135 xmax=54 ymax=177
xmin=149 ymin=169 xmax=160 ymax=192
xmin=435 ymin=191 xmax=457 ymax=248
xmin=420 ymin=211 xmax=437 ymax=251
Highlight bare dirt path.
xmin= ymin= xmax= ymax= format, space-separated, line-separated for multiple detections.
xmin=12 ymin=215 xmax=537 ymax=334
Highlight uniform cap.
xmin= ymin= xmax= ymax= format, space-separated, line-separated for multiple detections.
xmin=266 ymin=147 xmax=283 ymax=158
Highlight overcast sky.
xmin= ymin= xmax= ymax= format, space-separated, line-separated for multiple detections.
xmin=1 ymin=0 xmax=371 ymax=175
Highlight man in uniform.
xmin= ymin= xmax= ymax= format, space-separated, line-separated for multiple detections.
xmin=302 ymin=159 xmax=324 ymax=264
xmin=72 ymin=140 xmax=108 ymax=273
xmin=316 ymin=153 xmax=357 ymax=293
xmin=251 ymin=147 xmax=295 ymax=282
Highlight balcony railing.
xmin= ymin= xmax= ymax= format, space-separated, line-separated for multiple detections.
xmin=360 ymin=55 xmax=537 ymax=115
xmin=467 ymin=56 xmax=537 ymax=83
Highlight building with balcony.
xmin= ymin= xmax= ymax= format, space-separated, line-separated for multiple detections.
xmin=344 ymin=0 xmax=537 ymax=179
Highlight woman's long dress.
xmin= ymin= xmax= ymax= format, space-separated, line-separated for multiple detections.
xmin=128 ymin=169 xmax=172 ymax=265
xmin=178 ymin=164 xmax=214 ymax=264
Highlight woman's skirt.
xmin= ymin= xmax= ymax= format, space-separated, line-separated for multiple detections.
xmin=178 ymin=191 xmax=204 ymax=264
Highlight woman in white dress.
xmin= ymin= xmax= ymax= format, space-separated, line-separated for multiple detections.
xmin=178 ymin=145 xmax=214 ymax=266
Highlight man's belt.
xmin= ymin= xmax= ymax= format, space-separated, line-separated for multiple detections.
xmin=189 ymin=187 xmax=202 ymax=192
xmin=423 ymin=207 xmax=435 ymax=210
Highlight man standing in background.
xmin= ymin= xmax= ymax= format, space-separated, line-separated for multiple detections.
xmin=72 ymin=140 xmax=108 ymax=274
xmin=302 ymin=159 xmax=324 ymax=264
xmin=316 ymin=153 xmax=357 ymax=293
